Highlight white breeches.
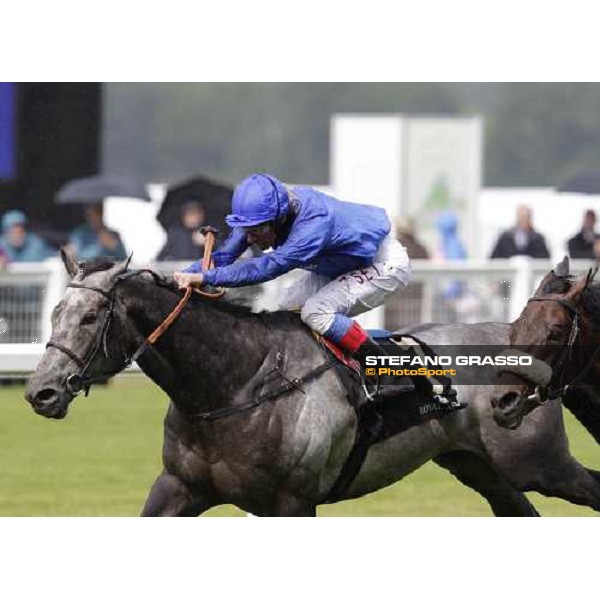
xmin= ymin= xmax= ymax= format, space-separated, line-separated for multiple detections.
xmin=279 ymin=234 xmax=411 ymax=334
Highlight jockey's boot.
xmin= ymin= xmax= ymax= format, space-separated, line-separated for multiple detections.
xmin=353 ymin=336 xmax=417 ymax=399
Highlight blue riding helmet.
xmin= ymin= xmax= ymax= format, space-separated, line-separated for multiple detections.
xmin=225 ymin=173 xmax=290 ymax=228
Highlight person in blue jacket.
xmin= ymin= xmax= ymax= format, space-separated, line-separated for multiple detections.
xmin=174 ymin=174 xmax=412 ymax=389
xmin=0 ymin=210 xmax=54 ymax=262
xmin=68 ymin=203 xmax=127 ymax=261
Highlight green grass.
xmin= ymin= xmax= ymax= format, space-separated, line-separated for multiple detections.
xmin=1 ymin=378 xmax=598 ymax=516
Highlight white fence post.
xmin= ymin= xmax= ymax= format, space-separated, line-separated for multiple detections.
xmin=508 ymin=256 xmax=534 ymax=322
xmin=40 ymin=259 xmax=68 ymax=344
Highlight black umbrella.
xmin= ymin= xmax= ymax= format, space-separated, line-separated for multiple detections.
xmin=557 ymin=169 xmax=600 ymax=195
xmin=157 ymin=176 xmax=233 ymax=231
xmin=56 ymin=175 xmax=151 ymax=204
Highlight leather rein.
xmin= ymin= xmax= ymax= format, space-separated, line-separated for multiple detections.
xmin=46 ymin=230 xmax=224 ymax=397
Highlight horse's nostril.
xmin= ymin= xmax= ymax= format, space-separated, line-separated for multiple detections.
xmin=498 ymin=393 xmax=518 ymax=410
xmin=37 ymin=388 xmax=57 ymax=402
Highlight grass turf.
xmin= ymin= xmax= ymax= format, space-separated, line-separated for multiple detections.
xmin=1 ymin=378 xmax=598 ymax=516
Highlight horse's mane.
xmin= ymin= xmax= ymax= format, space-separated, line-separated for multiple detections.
xmin=541 ymin=271 xmax=600 ymax=328
xmin=582 ymin=282 xmax=600 ymax=328
xmin=77 ymin=257 xmax=304 ymax=327
xmin=541 ymin=275 xmax=574 ymax=295
xmin=79 ymin=257 xmax=120 ymax=277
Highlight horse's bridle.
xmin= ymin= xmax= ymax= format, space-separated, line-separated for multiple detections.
xmin=46 ymin=273 xmax=149 ymax=396
xmin=46 ymin=231 xmax=225 ymax=397
xmin=522 ymin=294 xmax=600 ymax=401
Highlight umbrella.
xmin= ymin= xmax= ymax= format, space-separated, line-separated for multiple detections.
xmin=56 ymin=175 xmax=151 ymax=204
xmin=157 ymin=176 xmax=233 ymax=231
xmin=557 ymin=169 xmax=600 ymax=195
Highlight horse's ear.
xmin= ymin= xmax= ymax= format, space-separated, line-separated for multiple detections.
xmin=554 ymin=256 xmax=570 ymax=277
xmin=60 ymin=246 xmax=79 ymax=278
xmin=587 ymin=265 xmax=598 ymax=285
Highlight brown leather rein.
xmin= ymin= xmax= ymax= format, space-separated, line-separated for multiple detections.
xmin=145 ymin=228 xmax=224 ymax=346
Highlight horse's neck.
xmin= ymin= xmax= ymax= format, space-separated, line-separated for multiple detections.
xmin=574 ymin=321 xmax=600 ymax=385
xmin=121 ymin=279 xmax=275 ymax=411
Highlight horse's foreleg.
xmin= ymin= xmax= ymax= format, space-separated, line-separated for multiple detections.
xmin=563 ymin=386 xmax=600 ymax=445
xmin=141 ymin=471 xmax=214 ymax=517
xmin=270 ymin=492 xmax=317 ymax=517
xmin=435 ymin=450 xmax=540 ymax=517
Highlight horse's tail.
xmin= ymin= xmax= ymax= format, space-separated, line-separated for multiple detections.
xmin=563 ymin=386 xmax=600 ymax=445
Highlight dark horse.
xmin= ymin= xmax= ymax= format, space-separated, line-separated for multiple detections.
xmin=492 ymin=257 xmax=600 ymax=509
xmin=494 ymin=257 xmax=600 ymax=436
xmin=24 ymin=252 xmax=600 ymax=515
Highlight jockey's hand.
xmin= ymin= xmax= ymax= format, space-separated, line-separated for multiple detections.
xmin=173 ymin=272 xmax=204 ymax=290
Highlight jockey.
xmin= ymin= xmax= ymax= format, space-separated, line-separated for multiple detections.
xmin=174 ymin=173 xmax=413 ymax=396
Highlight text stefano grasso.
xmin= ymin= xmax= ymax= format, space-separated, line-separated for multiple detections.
xmin=364 ymin=354 xmax=533 ymax=367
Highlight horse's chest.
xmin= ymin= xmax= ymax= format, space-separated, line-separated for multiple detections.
xmin=165 ymin=416 xmax=285 ymax=496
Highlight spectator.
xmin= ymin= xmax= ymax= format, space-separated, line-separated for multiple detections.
xmin=567 ymin=209 xmax=599 ymax=259
xmin=436 ymin=211 xmax=466 ymax=261
xmin=157 ymin=200 xmax=206 ymax=261
xmin=0 ymin=210 xmax=54 ymax=262
xmin=436 ymin=212 xmax=467 ymax=300
xmin=490 ymin=204 xmax=550 ymax=259
xmin=395 ymin=216 xmax=430 ymax=259
xmin=68 ymin=203 xmax=127 ymax=261
xmin=386 ymin=217 xmax=429 ymax=329
xmin=0 ymin=246 xmax=7 ymax=269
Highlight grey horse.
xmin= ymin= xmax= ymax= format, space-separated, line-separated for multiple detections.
xmin=24 ymin=252 xmax=600 ymax=515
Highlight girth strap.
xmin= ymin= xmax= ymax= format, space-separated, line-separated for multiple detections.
xmin=186 ymin=356 xmax=337 ymax=422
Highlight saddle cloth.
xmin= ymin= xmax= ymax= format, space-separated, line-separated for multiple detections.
xmin=321 ymin=328 xmax=446 ymax=396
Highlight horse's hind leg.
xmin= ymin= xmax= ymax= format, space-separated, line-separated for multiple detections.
xmin=434 ymin=451 xmax=540 ymax=517
xmin=141 ymin=471 xmax=214 ymax=517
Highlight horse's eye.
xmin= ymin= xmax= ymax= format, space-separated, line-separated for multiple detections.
xmin=81 ymin=312 xmax=97 ymax=325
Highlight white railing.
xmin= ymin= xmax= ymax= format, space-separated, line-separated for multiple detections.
xmin=0 ymin=257 xmax=595 ymax=375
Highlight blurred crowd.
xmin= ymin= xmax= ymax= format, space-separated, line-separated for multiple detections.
xmin=397 ymin=205 xmax=600 ymax=263
xmin=390 ymin=205 xmax=600 ymax=328
xmin=0 ymin=200 xmax=208 ymax=268
xmin=1 ymin=199 xmax=599 ymax=268
xmin=1 ymin=194 xmax=599 ymax=341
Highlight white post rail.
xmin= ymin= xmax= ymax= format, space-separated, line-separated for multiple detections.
xmin=0 ymin=257 xmax=596 ymax=375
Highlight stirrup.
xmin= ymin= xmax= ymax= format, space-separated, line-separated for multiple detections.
xmin=376 ymin=384 xmax=416 ymax=399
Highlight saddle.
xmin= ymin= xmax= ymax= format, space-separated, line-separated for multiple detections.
xmin=318 ymin=329 xmax=466 ymax=503
xmin=321 ymin=328 xmax=458 ymax=403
